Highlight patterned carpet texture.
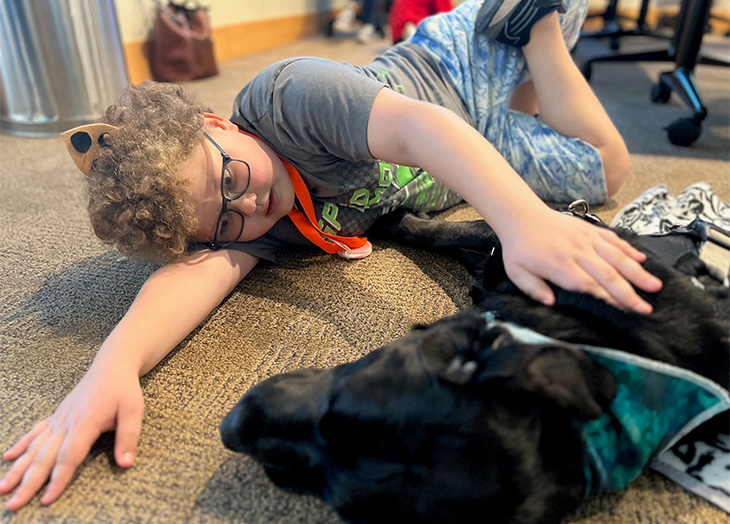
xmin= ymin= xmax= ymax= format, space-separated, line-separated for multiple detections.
xmin=1 ymin=32 xmax=729 ymax=524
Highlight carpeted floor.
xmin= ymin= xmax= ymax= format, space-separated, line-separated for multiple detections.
xmin=1 ymin=30 xmax=729 ymax=524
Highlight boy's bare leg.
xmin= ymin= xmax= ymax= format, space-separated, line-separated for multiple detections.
xmin=521 ymin=12 xmax=630 ymax=196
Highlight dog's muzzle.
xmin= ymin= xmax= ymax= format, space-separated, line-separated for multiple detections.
xmin=220 ymin=403 xmax=247 ymax=452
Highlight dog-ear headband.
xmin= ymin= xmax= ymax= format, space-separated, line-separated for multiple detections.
xmin=61 ymin=123 xmax=119 ymax=180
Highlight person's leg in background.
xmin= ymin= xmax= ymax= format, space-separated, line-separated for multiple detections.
xmin=357 ymin=0 xmax=389 ymax=43
xmin=410 ymin=0 xmax=626 ymax=204
xmin=333 ymin=1 xmax=360 ymax=33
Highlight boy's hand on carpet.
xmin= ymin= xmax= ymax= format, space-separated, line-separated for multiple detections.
xmin=0 ymin=364 xmax=144 ymax=510
xmin=500 ymin=209 xmax=663 ymax=314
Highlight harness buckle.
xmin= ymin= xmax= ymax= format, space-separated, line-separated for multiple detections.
xmin=564 ymin=199 xmax=606 ymax=226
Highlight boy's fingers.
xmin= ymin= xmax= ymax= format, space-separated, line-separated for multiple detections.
xmin=510 ymin=268 xmax=555 ymax=306
xmin=114 ymin=400 xmax=144 ymax=468
xmin=40 ymin=425 xmax=104 ymax=506
xmin=3 ymin=420 xmax=49 ymax=460
xmin=0 ymin=460 xmax=28 ymax=496
xmin=554 ymin=264 xmax=619 ymax=309
xmin=4 ymin=431 xmax=65 ymax=511
xmin=578 ymin=255 xmax=651 ymax=314
xmin=595 ymin=241 xmax=662 ymax=295
xmin=600 ymin=228 xmax=647 ymax=262
xmin=601 ymin=232 xmax=663 ymax=293
xmin=0 ymin=427 xmax=53 ymax=495
xmin=39 ymin=467 xmax=75 ymax=506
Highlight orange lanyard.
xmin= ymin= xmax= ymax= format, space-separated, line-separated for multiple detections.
xmin=238 ymin=129 xmax=371 ymax=258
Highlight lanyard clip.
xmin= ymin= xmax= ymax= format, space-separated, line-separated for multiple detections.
xmin=333 ymin=238 xmax=373 ymax=260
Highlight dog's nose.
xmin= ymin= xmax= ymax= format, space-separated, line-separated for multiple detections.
xmin=220 ymin=404 xmax=246 ymax=451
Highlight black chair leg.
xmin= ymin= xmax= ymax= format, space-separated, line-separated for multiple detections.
xmin=655 ymin=68 xmax=705 ymax=146
xmin=580 ymin=0 xmax=669 ymax=51
xmin=651 ymin=0 xmax=724 ymax=146
xmin=581 ymin=48 xmax=673 ymax=81
xmin=581 ymin=0 xmax=623 ymax=49
xmin=580 ymin=0 xmax=729 ymax=146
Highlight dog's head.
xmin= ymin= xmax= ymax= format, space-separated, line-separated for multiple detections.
xmin=220 ymin=309 xmax=616 ymax=524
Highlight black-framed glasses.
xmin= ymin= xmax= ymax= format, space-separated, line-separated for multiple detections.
xmin=202 ymin=131 xmax=251 ymax=249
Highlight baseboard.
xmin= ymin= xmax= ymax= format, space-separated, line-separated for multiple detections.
xmin=123 ymin=10 xmax=333 ymax=84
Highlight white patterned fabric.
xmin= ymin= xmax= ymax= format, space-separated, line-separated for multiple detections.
xmin=610 ymin=182 xmax=730 ymax=234
xmin=612 ymin=183 xmax=730 ymax=514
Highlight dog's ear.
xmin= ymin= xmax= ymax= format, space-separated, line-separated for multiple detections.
xmin=420 ymin=316 xmax=507 ymax=385
xmin=519 ymin=345 xmax=616 ymax=419
xmin=421 ymin=327 xmax=479 ymax=384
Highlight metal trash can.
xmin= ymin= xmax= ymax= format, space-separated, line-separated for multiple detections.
xmin=0 ymin=0 xmax=129 ymax=137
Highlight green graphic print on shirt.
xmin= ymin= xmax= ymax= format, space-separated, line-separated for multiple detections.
xmin=316 ymin=161 xmax=461 ymax=236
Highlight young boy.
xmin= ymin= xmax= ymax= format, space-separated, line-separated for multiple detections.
xmin=1 ymin=0 xmax=661 ymax=510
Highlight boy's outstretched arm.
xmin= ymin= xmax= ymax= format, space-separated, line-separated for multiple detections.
xmin=367 ymin=88 xmax=661 ymax=313
xmin=0 ymin=249 xmax=258 ymax=510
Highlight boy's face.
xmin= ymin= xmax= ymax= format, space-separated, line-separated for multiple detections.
xmin=183 ymin=120 xmax=295 ymax=245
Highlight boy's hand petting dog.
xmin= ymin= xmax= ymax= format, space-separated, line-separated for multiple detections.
xmin=500 ymin=209 xmax=663 ymax=314
xmin=0 ymin=364 xmax=144 ymax=510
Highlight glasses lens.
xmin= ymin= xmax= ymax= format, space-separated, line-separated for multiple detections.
xmin=215 ymin=210 xmax=244 ymax=244
xmin=222 ymin=160 xmax=250 ymax=200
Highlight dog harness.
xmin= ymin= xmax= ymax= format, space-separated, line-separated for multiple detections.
xmin=239 ymin=130 xmax=373 ymax=260
xmin=483 ymin=314 xmax=730 ymax=495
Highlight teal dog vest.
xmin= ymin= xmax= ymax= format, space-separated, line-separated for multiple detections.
xmin=484 ymin=315 xmax=730 ymax=495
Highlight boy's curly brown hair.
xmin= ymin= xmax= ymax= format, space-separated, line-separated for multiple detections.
xmin=87 ymin=81 xmax=211 ymax=263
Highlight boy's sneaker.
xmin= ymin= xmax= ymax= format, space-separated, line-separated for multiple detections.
xmin=402 ymin=22 xmax=417 ymax=41
xmin=333 ymin=3 xmax=357 ymax=33
xmin=356 ymin=23 xmax=376 ymax=44
xmin=476 ymin=0 xmax=566 ymax=47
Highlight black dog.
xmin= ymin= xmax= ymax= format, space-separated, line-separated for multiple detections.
xmin=220 ymin=210 xmax=729 ymax=524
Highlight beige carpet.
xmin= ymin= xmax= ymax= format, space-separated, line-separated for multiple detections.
xmin=1 ymin=31 xmax=729 ymax=524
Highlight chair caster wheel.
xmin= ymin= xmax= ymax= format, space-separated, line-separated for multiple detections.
xmin=666 ymin=117 xmax=701 ymax=146
xmin=651 ymin=82 xmax=671 ymax=104
xmin=580 ymin=62 xmax=592 ymax=81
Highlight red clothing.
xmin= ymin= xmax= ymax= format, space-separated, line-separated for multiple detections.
xmin=389 ymin=0 xmax=453 ymax=43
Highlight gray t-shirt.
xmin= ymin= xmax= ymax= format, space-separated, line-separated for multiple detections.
xmin=226 ymin=42 xmax=472 ymax=262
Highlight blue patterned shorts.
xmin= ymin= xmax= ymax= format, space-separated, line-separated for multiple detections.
xmin=411 ymin=0 xmax=608 ymax=204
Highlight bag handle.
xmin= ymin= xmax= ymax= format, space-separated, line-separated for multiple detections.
xmin=148 ymin=0 xmax=190 ymax=29
xmin=170 ymin=0 xmax=203 ymax=11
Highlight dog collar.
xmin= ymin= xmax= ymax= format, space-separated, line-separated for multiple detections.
xmin=483 ymin=313 xmax=730 ymax=496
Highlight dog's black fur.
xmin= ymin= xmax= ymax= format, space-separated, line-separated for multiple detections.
xmin=220 ymin=210 xmax=729 ymax=524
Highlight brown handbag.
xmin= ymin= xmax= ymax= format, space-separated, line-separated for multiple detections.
xmin=147 ymin=1 xmax=218 ymax=82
